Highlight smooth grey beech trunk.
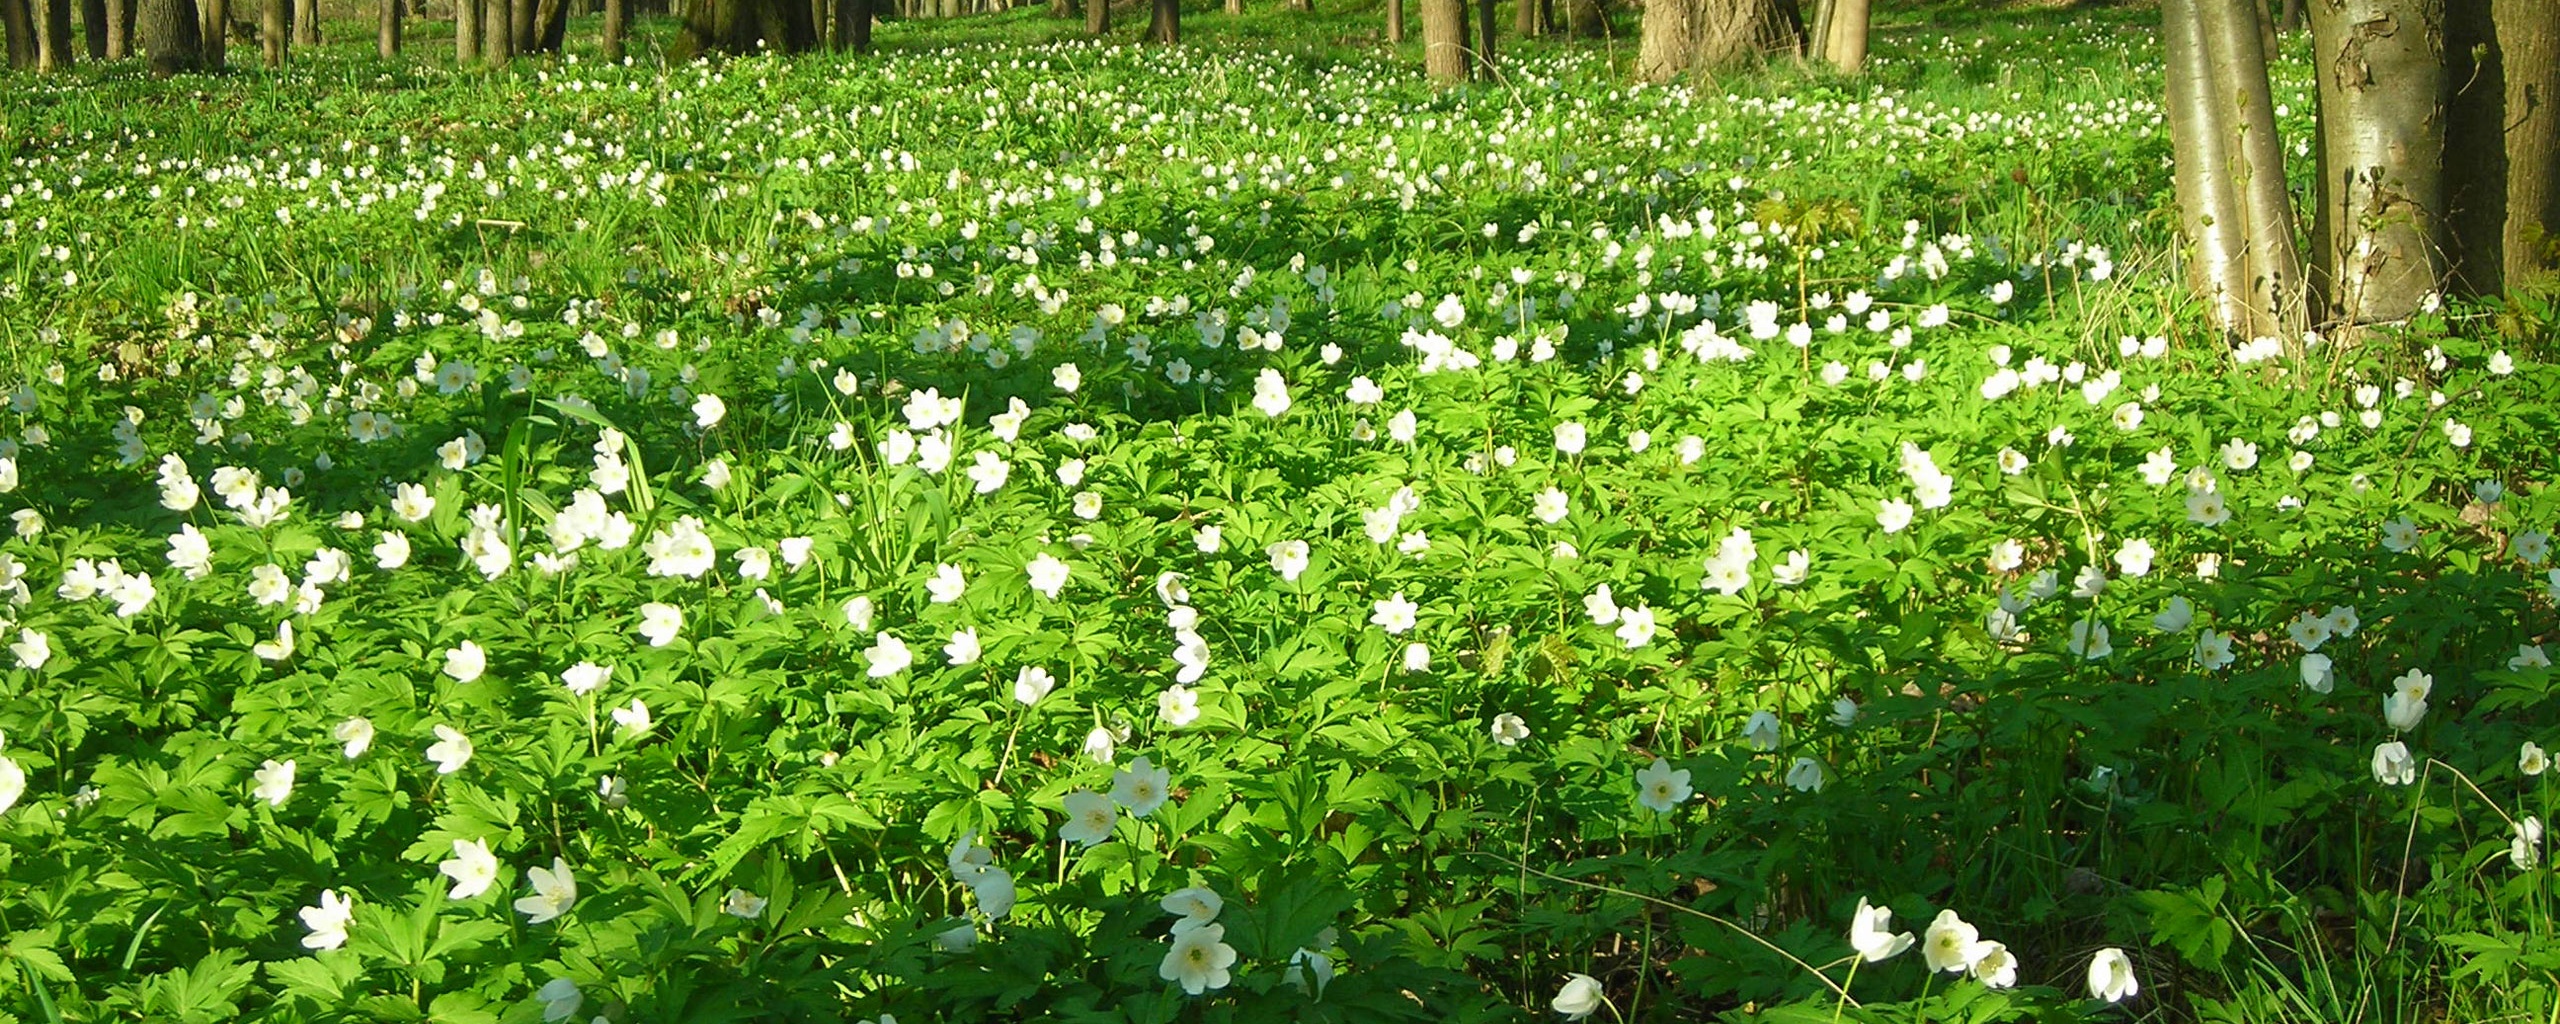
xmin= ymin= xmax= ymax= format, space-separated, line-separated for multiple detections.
xmin=2197 ymin=0 xmax=2306 ymax=335
xmin=1420 ymin=0 xmax=1463 ymax=83
xmin=2165 ymin=0 xmax=2256 ymax=334
xmin=2309 ymin=0 xmax=2446 ymax=325
xmin=2443 ymin=0 xmax=2560 ymax=293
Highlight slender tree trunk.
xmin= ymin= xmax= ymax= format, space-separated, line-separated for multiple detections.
xmin=1474 ymin=0 xmax=1493 ymax=74
xmin=831 ymin=0 xmax=867 ymax=48
xmin=376 ymin=0 xmax=398 ymax=53
xmin=454 ymin=0 xmax=476 ymax=61
xmin=1513 ymin=0 xmax=1534 ymax=38
xmin=2199 ymin=0 xmax=2307 ymax=334
xmin=2445 ymin=0 xmax=2560 ymax=292
xmin=2 ymin=0 xmax=32 ymax=66
xmin=1421 ymin=0 xmax=1462 ymax=82
xmin=290 ymin=0 xmax=313 ymax=41
xmin=31 ymin=0 xmax=56 ymax=70
xmin=2278 ymin=0 xmax=2303 ymax=31
xmin=106 ymin=0 xmax=130 ymax=57
xmin=1145 ymin=0 xmax=1173 ymax=41
xmin=81 ymin=0 xmax=104 ymax=56
xmin=1047 ymin=0 xmax=1066 ymax=17
xmin=197 ymin=0 xmax=221 ymax=66
xmin=508 ymin=0 xmax=529 ymax=51
xmin=1285 ymin=0 xmax=1304 ymax=10
xmin=1824 ymin=0 xmax=1866 ymax=71
xmin=137 ymin=0 xmax=198 ymax=72
xmin=1222 ymin=0 xmax=1237 ymax=15
xmin=2165 ymin=0 xmax=2258 ymax=334
xmin=1084 ymin=0 xmax=1104 ymax=34
xmin=604 ymin=0 xmax=624 ymax=55
xmin=261 ymin=0 xmax=281 ymax=61
xmin=2308 ymin=0 xmax=2447 ymax=324
xmin=484 ymin=0 xmax=510 ymax=61
xmin=1386 ymin=0 xmax=1401 ymax=41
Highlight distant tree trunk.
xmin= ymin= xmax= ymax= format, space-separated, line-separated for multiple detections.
xmin=106 ymin=0 xmax=132 ymax=56
xmin=484 ymin=0 xmax=510 ymax=60
xmin=1223 ymin=0 xmax=1237 ymax=15
xmin=261 ymin=0 xmax=281 ymax=60
xmin=508 ymin=0 xmax=529 ymax=50
xmin=455 ymin=0 xmax=476 ymax=60
xmin=374 ymin=0 xmax=397 ymax=52
xmin=290 ymin=0 xmax=312 ymax=41
xmin=1513 ymin=0 xmax=1535 ymax=37
xmin=832 ymin=0 xmax=868 ymax=48
xmin=2 ymin=0 xmax=33 ymax=66
xmin=1823 ymin=0 xmax=1866 ymax=70
xmin=1564 ymin=0 xmax=1599 ymax=36
xmin=1421 ymin=0 xmax=1462 ymax=82
xmin=1639 ymin=0 xmax=1800 ymax=81
xmin=1084 ymin=0 xmax=1103 ymax=33
xmin=535 ymin=0 xmax=567 ymax=50
xmin=136 ymin=0 xmax=199 ymax=72
xmin=604 ymin=0 xmax=624 ymax=55
xmin=197 ymin=0 xmax=222 ymax=66
xmin=1145 ymin=0 xmax=1172 ymax=40
xmin=81 ymin=0 xmax=105 ymax=56
xmin=1047 ymin=0 xmax=1066 ymax=16
xmin=2278 ymin=0 xmax=2304 ymax=30
xmin=2444 ymin=0 xmax=2560 ymax=293
xmin=1285 ymin=0 xmax=1304 ymax=10
xmin=31 ymin=0 xmax=57 ymax=69
xmin=2308 ymin=0 xmax=2446 ymax=324
xmin=1385 ymin=0 xmax=1400 ymax=40
xmin=1474 ymin=0 xmax=1493 ymax=72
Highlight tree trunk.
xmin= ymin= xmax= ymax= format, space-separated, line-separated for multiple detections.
xmin=2165 ymin=0 xmax=2258 ymax=334
xmin=1640 ymin=0 xmax=1799 ymax=81
xmin=1 ymin=0 xmax=31 ymax=67
xmin=831 ymin=0 xmax=867 ymax=48
xmin=105 ymin=0 xmax=130 ymax=57
xmin=290 ymin=0 xmax=312 ymax=41
xmin=260 ymin=0 xmax=280 ymax=61
xmin=508 ymin=0 xmax=529 ymax=51
xmin=2444 ymin=0 xmax=2560 ymax=293
xmin=1824 ymin=0 xmax=1866 ymax=71
xmin=2278 ymin=0 xmax=2304 ymax=31
xmin=535 ymin=0 xmax=567 ymax=50
xmin=484 ymin=0 xmax=509 ymax=61
xmin=197 ymin=0 xmax=221 ymax=66
xmin=1385 ymin=0 xmax=1401 ymax=41
xmin=81 ymin=0 xmax=104 ymax=57
xmin=1084 ymin=0 xmax=1103 ymax=34
xmin=136 ymin=0 xmax=198 ymax=72
xmin=1474 ymin=0 xmax=1492 ymax=73
xmin=454 ymin=0 xmax=475 ymax=62
xmin=1145 ymin=0 xmax=1172 ymax=41
xmin=604 ymin=0 xmax=624 ymax=55
xmin=2199 ymin=0 xmax=2308 ymax=334
xmin=2308 ymin=0 xmax=2446 ymax=324
xmin=1421 ymin=0 xmax=1462 ymax=82
xmin=1513 ymin=0 xmax=1534 ymax=38
xmin=1222 ymin=0 xmax=1237 ymax=16
xmin=1284 ymin=0 xmax=1304 ymax=10
xmin=31 ymin=0 xmax=56 ymax=70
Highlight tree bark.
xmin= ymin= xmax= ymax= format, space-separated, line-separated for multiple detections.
xmin=830 ymin=0 xmax=868 ymax=48
xmin=197 ymin=0 xmax=221 ymax=67
xmin=1473 ymin=0 xmax=1492 ymax=73
xmin=1222 ymin=0 xmax=1237 ymax=16
xmin=1563 ymin=0 xmax=1599 ymax=36
xmin=1084 ymin=0 xmax=1104 ymax=34
xmin=106 ymin=0 xmax=131 ymax=57
xmin=2444 ymin=0 xmax=2560 ymax=293
xmin=2308 ymin=0 xmax=2446 ymax=324
xmin=260 ymin=0 xmax=281 ymax=60
xmin=508 ymin=0 xmax=530 ymax=50
xmin=2278 ymin=0 xmax=2303 ymax=31
xmin=1145 ymin=0 xmax=1172 ymax=41
xmin=454 ymin=0 xmax=476 ymax=62
xmin=2166 ymin=0 xmax=2255 ymax=333
xmin=81 ymin=0 xmax=104 ymax=56
xmin=1421 ymin=0 xmax=1463 ymax=82
xmin=2199 ymin=0 xmax=2308 ymax=334
xmin=136 ymin=0 xmax=198 ymax=72
xmin=484 ymin=0 xmax=510 ymax=61
xmin=604 ymin=0 xmax=624 ymax=55
xmin=374 ymin=0 xmax=397 ymax=53
xmin=1512 ymin=0 xmax=1534 ymax=38
xmin=1386 ymin=0 xmax=1401 ymax=42
xmin=1824 ymin=0 xmax=1866 ymax=71
xmin=2 ymin=0 xmax=32 ymax=67
xmin=1640 ymin=0 xmax=1800 ymax=81
xmin=31 ymin=0 xmax=56 ymax=70
xmin=290 ymin=0 xmax=313 ymax=41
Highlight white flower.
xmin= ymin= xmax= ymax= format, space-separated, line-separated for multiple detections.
xmin=1971 ymin=941 xmax=2018 ymax=988
xmin=1058 ymin=790 xmax=1116 ymax=847
xmin=1157 ymin=684 xmax=1201 ymax=728
xmin=2087 ymin=948 xmax=2140 ymax=1003
xmin=2372 ymin=740 xmax=2417 ymax=786
xmin=1490 ymin=713 xmax=1530 ymax=747
xmin=722 ymin=888 xmax=767 ymax=919
xmin=637 ymin=603 xmax=684 ymax=647
xmin=1635 ymin=757 xmax=1692 ymax=813
xmin=944 ymin=628 xmax=982 ymax=666
xmin=1614 ymin=606 xmax=1657 ymax=649
xmin=1250 ymin=368 xmax=1292 ymax=417
xmin=1013 ymin=666 xmax=1056 ymax=706
xmin=1268 ymin=540 xmax=1311 ymax=582
xmin=1785 ymin=757 xmax=1826 ymax=792
xmin=252 ymin=759 xmax=296 ymax=807
xmin=1551 ymin=974 xmax=1605 ymax=1019
xmin=691 ymin=393 xmax=727 ymax=428
xmin=1026 ymin=553 xmax=1070 ymax=599
xmin=443 ymin=641 xmax=487 ymax=684
xmin=1083 ymin=726 xmax=1118 ymax=764
xmin=2523 ymin=741 xmax=2548 ymax=777
xmin=1111 ymin=755 xmax=1171 ymax=818
xmin=299 ymin=889 xmax=354 ymax=951
xmin=515 ymin=857 xmax=578 ymax=924
xmin=2381 ymin=517 xmax=2420 ymax=553
xmin=1533 ymin=487 xmax=1571 ymax=524
xmin=561 ymin=662 xmax=611 ymax=696
xmin=1772 ymin=549 xmax=1811 ymax=585
xmin=334 ymin=717 xmax=375 ymax=758
xmin=374 ymin=530 xmax=411 ymax=569
xmin=1848 ymin=898 xmax=1914 ymax=962
xmin=536 ymin=978 xmax=582 ymax=1023
xmin=2511 ymin=816 xmax=2544 ymax=871
xmin=1160 ymin=922 xmax=1239 ymax=995
xmin=1583 ymin=584 xmax=1620 ymax=625
xmin=842 ymin=595 xmax=876 ymax=631
xmin=1553 ymin=421 xmax=1587 ymax=456
xmin=611 ymin=697 xmax=652 ymax=738
xmin=426 ymin=725 xmax=474 ymax=774
xmin=2152 ymin=596 xmax=2193 ymax=633
xmin=1370 ymin=592 xmax=1420 ymax=635
xmin=2194 ymin=630 xmax=2236 ymax=671
xmin=1877 ymin=498 xmax=1915 ymax=534
xmin=2114 ymin=539 xmax=2155 ymax=577
xmin=440 ymin=838 xmax=500 ymax=900
xmin=2300 ymin=653 xmax=2334 ymax=693
xmin=1742 ymin=711 xmax=1781 ymax=752
xmin=0 ymin=755 xmax=20 ymax=816
xmin=927 ymin=563 xmax=967 ymax=603
xmin=1921 ymin=909 xmax=1985 ymax=973
xmin=864 ymin=633 xmax=912 ymax=677
xmin=2221 ymin=438 xmax=2259 ymax=470
xmin=2068 ymin=619 xmax=2113 ymax=660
